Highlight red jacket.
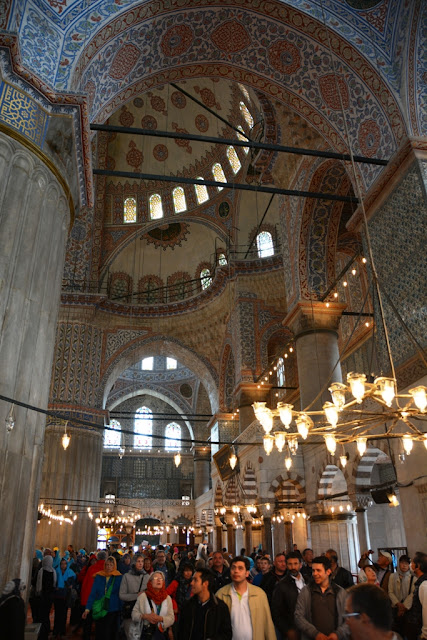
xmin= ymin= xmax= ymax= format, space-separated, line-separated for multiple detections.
xmin=80 ymin=559 xmax=106 ymax=606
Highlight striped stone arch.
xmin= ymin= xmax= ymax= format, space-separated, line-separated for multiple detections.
xmin=242 ymin=461 xmax=257 ymax=502
xmin=268 ymin=473 xmax=306 ymax=503
xmin=214 ymin=482 xmax=223 ymax=508
xmin=224 ymin=475 xmax=240 ymax=506
xmin=354 ymin=446 xmax=393 ymax=492
xmin=317 ymin=463 xmax=349 ymax=499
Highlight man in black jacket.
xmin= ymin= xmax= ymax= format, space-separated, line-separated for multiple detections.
xmin=272 ymin=552 xmax=306 ymax=640
xmin=178 ymin=568 xmax=232 ymax=640
xmin=260 ymin=552 xmax=287 ymax=604
xmin=325 ymin=548 xmax=354 ymax=589
xmin=211 ymin=551 xmax=232 ymax=593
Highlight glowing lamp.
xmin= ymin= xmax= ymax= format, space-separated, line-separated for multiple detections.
xmin=253 ymin=402 xmax=267 ymax=421
xmin=296 ymin=414 xmax=312 ymax=440
xmin=402 ymin=435 xmax=413 ymax=456
xmin=409 ymin=386 xmax=427 ymax=412
xmin=288 ymin=437 xmax=298 ymax=455
xmin=62 ymin=432 xmax=70 ymax=450
xmin=277 ymin=402 xmax=293 ymax=428
xmin=339 ymin=455 xmax=348 ymax=468
xmin=323 ymin=401 xmax=339 ymax=428
xmin=324 ymin=435 xmax=337 ymax=455
xmin=285 ymin=456 xmax=292 ymax=471
xmin=229 ymin=453 xmax=237 ymax=470
xmin=274 ymin=431 xmax=286 ymax=452
xmin=356 ymin=437 xmax=367 ymax=456
xmin=263 ymin=434 xmax=274 ymax=456
xmin=375 ymin=376 xmax=396 ymax=407
xmin=347 ymin=373 xmax=367 ymax=404
xmin=328 ymin=382 xmax=347 ymax=411
xmin=174 ymin=452 xmax=181 ymax=467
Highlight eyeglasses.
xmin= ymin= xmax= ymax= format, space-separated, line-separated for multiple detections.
xmin=343 ymin=613 xmax=361 ymax=619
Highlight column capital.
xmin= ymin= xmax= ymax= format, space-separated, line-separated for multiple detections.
xmin=284 ymin=301 xmax=347 ymax=337
xmin=193 ymin=445 xmax=211 ymax=462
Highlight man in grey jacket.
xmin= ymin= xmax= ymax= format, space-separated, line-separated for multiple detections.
xmin=294 ymin=556 xmax=350 ymax=640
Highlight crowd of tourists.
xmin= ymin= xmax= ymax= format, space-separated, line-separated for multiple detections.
xmin=1 ymin=542 xmax=426 ymax=640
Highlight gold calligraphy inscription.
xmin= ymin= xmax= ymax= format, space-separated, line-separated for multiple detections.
xmin=0 ymin=83 xmax=47 ymax=146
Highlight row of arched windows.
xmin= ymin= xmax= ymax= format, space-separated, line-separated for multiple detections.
xmin=122 ymin=145 xmax=245 ymax=223
xmin=104 ymin=409 xmax=182 ymax=450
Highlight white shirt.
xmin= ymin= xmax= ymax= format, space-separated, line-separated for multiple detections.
xmin=291 ymin=573 xmax=305 ymax=592
xmin=230 ymin=584 xmax=253 ymax=640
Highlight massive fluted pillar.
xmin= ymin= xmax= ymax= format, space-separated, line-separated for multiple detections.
xmin=0 ymin=134 xmax=70 ymax=586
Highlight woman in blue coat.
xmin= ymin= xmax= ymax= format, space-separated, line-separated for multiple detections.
xmin=82 ymin=556 xmax=122 ymax=640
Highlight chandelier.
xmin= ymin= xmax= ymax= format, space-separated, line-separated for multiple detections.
xmin=250 ymin=378 xmax=427 ymax=469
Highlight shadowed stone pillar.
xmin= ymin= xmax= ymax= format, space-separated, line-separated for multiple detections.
xmin=355 ymin=507 xmax=371 ymax=553
xmin=285 ymin=301 xmax=346 ymax=410
xmin=36 ymin=420 xmax=104 ymax=551
xmin=0 ymin=134 xmax=72 ymax=588
xmin=262 ymin=516 xmax=272 ymax=555
xmin=309 ymin=513 xmax=360 ymax=574
xmin=194 ymin=446 xmax=211 ymax=498
xmin=244 ymin=521 xmax=253 ymax=554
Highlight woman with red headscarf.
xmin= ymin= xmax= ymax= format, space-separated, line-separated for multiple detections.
xmin=130 ymin=571 xmax=174 ymax=639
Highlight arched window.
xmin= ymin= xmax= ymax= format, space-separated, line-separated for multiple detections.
xmin=226 ymin=146 xmax=242 ymax=174
xmin=172 ymin=187 xmax=187 ymax=214
xmin=200 ymin=268 xmax=212 ymax=290
xmin=218 ymin=253 xmax=227 ymax=266
xmin=104 ymin=419 xmax=121 ymax=448
xmin=166 ymin=357 xmax=177 ymax=370
xmin=256 ymin=231 xmax=274 ymax=258
xmin=165 ymin=422 xmax=181 ymax=451
xmin=149 ymin=193 xmax=163 ymax=220
xmin=195 ymin=178 xmax=209 ymax=204
xmin=277 ymin=357 xmax=285 ymax=387
xmin=141 ymin=357 xmax=153 ymax=370
xmin=237 ymin=126 xmax=249 ymax=154
xmin=239 ymin=101 xmax=254 ymax=129
xmin=124 ymin=197 xmax=137 ymax=223
xmin=134 ymin=407 xmax=152 ymax=449
xmin=212 ymin=163 xmax=227 ymax=190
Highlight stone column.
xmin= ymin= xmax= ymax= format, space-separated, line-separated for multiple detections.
xmin=283 ymin=521 xmax=293 ymax=554
xmin=244 ymin=521 xmax=253 ymax=555
xmin=309 ymin=513 xmax=360 ymax=574
xmin=0 ymin=135 xmax=71 ymax=587
xmin=262 ymin=516 xmax=273 ymax=555
xmin=355 ymin=507 xmax=371 ymax=553
xmin=235 ymin=526 xmax=244 ymax=556
xmin=216 ymin=524 xmax=223 ymax=550
xmin=193 ymin=446 xmax=211 ymax=498
xmin=226 ymin=524 xmax=236 ymax=556
xmin=36 ymin=422 xmax=103 ymax=551
xmin=284 ymin=301 xmax=346 ymax=410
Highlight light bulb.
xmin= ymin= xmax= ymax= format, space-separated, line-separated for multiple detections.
xmin=277 ymin=402 xmax=293 ymax=428
xmin=356 ymin=437 xmax=367 ymax=456
xmin=174 ymin=452 xmax=181 ymax=467
xmin=229 ymin=453 xmax=237 ymax=469
xmin=263 ymin=434 xmax=274 ymax=456
xmin=285 ymin=456 xmax=292 ymax=470
xmin=402 ymin=435 xmax=413 ymax=455
xmin=323 ymin=401 xmax=339 ymax=427
xmin=328 ymin=382 xmax=347 ymax=411
xmin=274 ymin=431 xmax=286 ymax=452
xmin=296 ymin=414 xmax=312 ymax=440
xmin=62 ymin=432 xmax=70 ymax=450
xmin=424 ymin=434 xmax=427 ymax=450
xmin=339 ymin=454 xmax=347 ymax=468
xmin=5 ymin=404 xmax=15 ymax=432
xmin=324 ymin=434 xmax=337 ymax=454
xmin=347 ymin=372 xmax=366 ymax=403
xmin=375 ymin=376 xmax=396 ymax=407
xmin=266 ymin=503 xmax=270 ymax=510
xmin=409 ymin=386 xmax=427 ymax=412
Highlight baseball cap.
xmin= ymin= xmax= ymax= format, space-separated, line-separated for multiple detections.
xmin=379 ymin=551 xmax=392 ymax=563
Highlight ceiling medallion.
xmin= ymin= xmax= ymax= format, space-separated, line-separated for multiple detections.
xmin=143 ymin=222 xmax=190 ymax=250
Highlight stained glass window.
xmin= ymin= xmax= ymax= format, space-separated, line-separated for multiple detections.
xmin=277 ymin=357 xmax=285 ymax=387
xmin=237 ymin=126 xmax=249 ymax=154
xmin=200 ymin=268 xmax=212 ymax=290
xmin=195 ymin=178 xmax=209 ymax=204
xmin=212 ymin=163 xmax=227 ymax=191
xmin=134 ymin=407 xmax=152 ymax=449
xmin=227 ymin=146 xmax=242 ymax=174
xmin=172 ymin=187 xmax=187 ymax=213
xmin=239 ymin=84 xmax=251 ymax=103
xmin=256 ymin=231 xmax=274 ymax=258
xmin=167 ymin=357 xmax=177 ymax=369
xmin=104 ymin=419 xmax=121 ymax=448
xmin=240 ymin=101 xmax=254 ymax=129
xmin=124 ymin=197 xmax=137 ymax=223
xmin=149 ymin=193 xmax=163 ymax=220
xmin=218 ymin=253 xmax=227 ymax=266
xmin=165 ymin=422 xmax=181 ymax=451
xmin=141 ymin=357 xmax=153 ymax=370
